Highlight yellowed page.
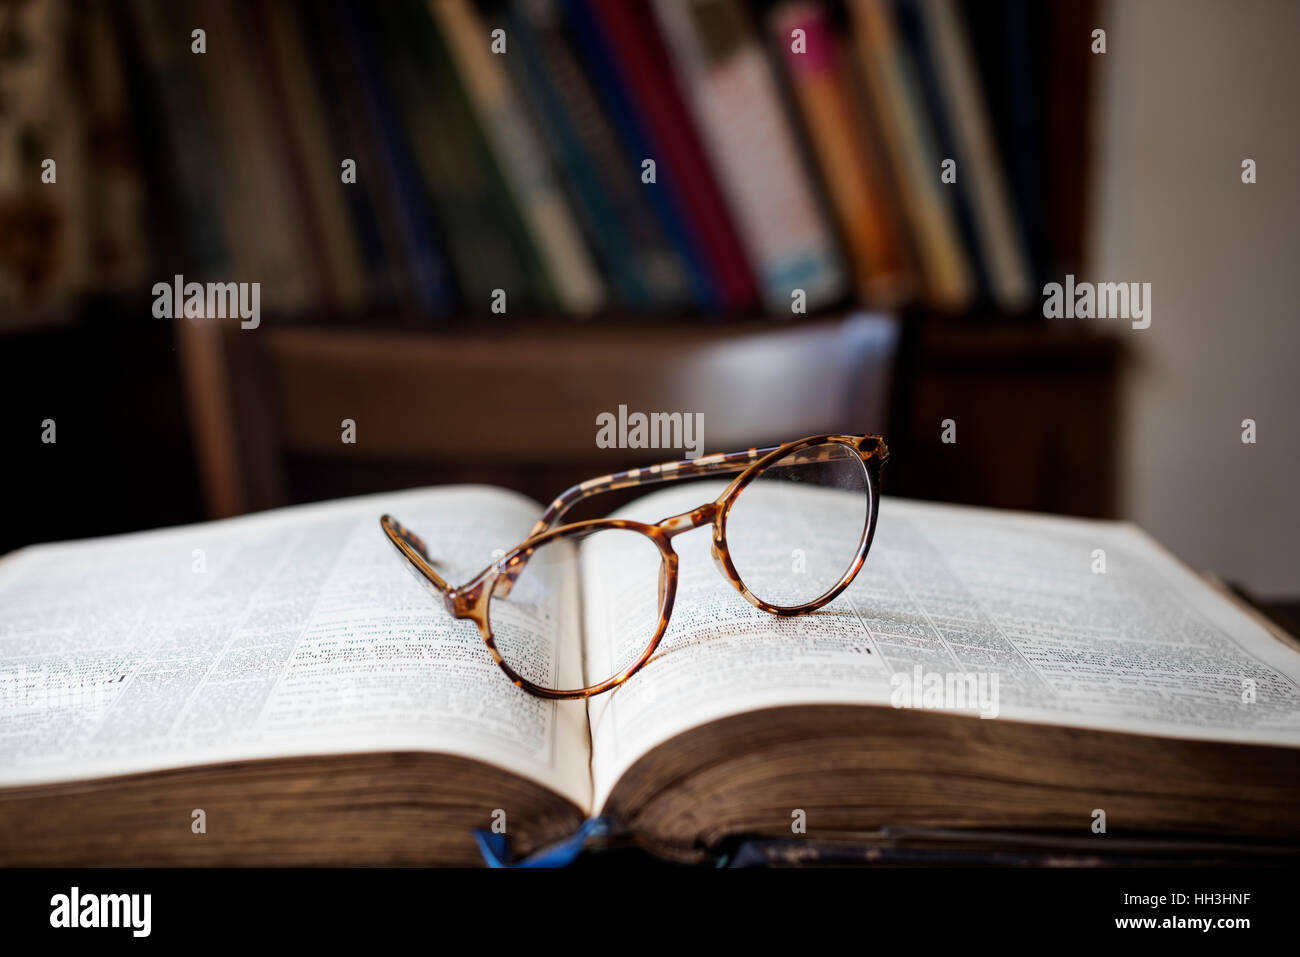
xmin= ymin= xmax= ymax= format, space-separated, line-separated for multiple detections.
xmin=583 ymin=485 xmax=1300 ymax=809
xmin=0 ymin=487 xmax=591 ymax=810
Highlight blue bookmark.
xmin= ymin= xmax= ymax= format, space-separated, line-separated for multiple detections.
xmin=474 ymin=816 xmax=615 ymax=868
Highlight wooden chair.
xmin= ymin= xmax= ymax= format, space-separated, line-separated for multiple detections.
xmin=175 ymin=313 xmax=900 ymax=520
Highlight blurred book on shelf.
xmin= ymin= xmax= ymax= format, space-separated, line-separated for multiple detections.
xmin=0 ymin=0 xmax=92 ymax=326
xmin=1 ymin=0 xmax=1093 ymax=328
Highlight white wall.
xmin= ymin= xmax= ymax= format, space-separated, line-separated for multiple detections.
xmin=1089 ymin=0 xmax=1300 ymax=598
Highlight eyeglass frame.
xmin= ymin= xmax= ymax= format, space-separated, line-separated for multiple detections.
xmin=380 ymin=432 xmax=888 ymax=700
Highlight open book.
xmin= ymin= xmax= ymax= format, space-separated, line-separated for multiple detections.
xmin=1 ymin=483 xmax=1298 ymax=865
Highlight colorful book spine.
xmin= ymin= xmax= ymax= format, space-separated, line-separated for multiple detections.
xmin=431 ymin=0 xmax=604 ymax=316
xmin=124 ymin=0 xmax=1041 ymax=321
xmin=508 ymin=0 xmax=693 ymax=312
xmin=848 ymin=0 xmax=975 ymax=310
xmin=563 ymin=0 xmax=759 ymax=315
xmin=377 ymin=0 xmax=553 ymax=312
xmin=653 ymin=0 xmax=847 ymax=315
xmin=586 ymin=0 xmax=759 ymax=314
xmin=769 ymin=1 xmax=916 ymax=308
xmin=561 ymin=0 xmax=716 ymax=311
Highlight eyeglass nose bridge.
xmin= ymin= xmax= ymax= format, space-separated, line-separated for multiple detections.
xmin=656 ymin=503 xmax=718 ymax=538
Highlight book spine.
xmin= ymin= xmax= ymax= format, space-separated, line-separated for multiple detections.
xmin=503 ymin=3 xmax=643 ymax=310
xmin=261 ymin=0 xmax=371 ymax=313
xmin=965 ymin=0 xmax=1052 ymax=289
xmin=561 ymin=0 xmax=720 ymax=312
xmin=292 ymin=0 xmax=402 ymax=312
xmin=332 ymin=0 xmax=457 ymax=316
xmin=920 ymin=0 xmax=1032 ymax=311
xmin=0 ymin=0 xmax=89 ymax=311
xmin=769 ymin=1 xmax=917 ymax=308
xmin=509 ymin=0 xmax=693 ymax=312
xmin=127 ymin=0 xmax=231 ymax=279
xmin=652 ymin=0 xmax=848 ymax=315
xmin=379 ymin=0 xmax=552 ymax=312
xmin=584 ymin=0 xmax=759 ymax=315
xmin=193 ymin=0 xmax=318 ymax=313
xmin=891 ymin=0 xmax=991 ymax=302
xmin=431 ymin=0 xmax=604 ymax=316
xmin=849 ymin=0 xmax=975 ymax=310
xmin=81 ymin=0 xmax=153 ymax=294
xmin=237 ymin=0 xmax=341 ymax=312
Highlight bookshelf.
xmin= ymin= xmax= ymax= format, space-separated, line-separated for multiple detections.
xmin=0 ymin=0 xmax=1112 ymax=550
xmin=99 ymin=0 xmax=1098 ymax=323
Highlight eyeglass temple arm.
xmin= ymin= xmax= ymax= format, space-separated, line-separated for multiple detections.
xmin=526 ymin=445 xmax=787 ymax=538
xmin=387 ymin=440 xmax=884 ymax=603
xmin=385 ymin=439 xmax=886 ymax=605
xmin=380 ymin=514 xmax=453 ymax=601
xmin=528 ymin=438 xmax=887 ymax=538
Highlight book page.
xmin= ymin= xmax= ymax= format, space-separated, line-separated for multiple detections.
xmin=582 ymin=485 xmax=1300 ymax=808
xmin=0 ymin=486 xmax=592 ymax=810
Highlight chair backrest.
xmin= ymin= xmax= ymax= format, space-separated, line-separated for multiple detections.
xmin=176 ymin=313 xmax=899 ymax=518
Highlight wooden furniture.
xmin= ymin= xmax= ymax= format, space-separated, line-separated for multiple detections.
xmin=175 ymin=313 xmax=901 ymax=519
xmin=888 ymin=318 xmax=1125 ymax=518
xmin=176 ymin=310 xmax=1124 ymax=525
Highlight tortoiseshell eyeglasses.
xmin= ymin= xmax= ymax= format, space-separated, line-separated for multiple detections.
xmin=381 ymin=433 xmax=888 ymax=699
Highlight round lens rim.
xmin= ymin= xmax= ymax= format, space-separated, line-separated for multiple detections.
xmin=714 ymin=438 xmax=875 ymax=614
xmin=479 ymin=518 xmax=677 ymax=700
